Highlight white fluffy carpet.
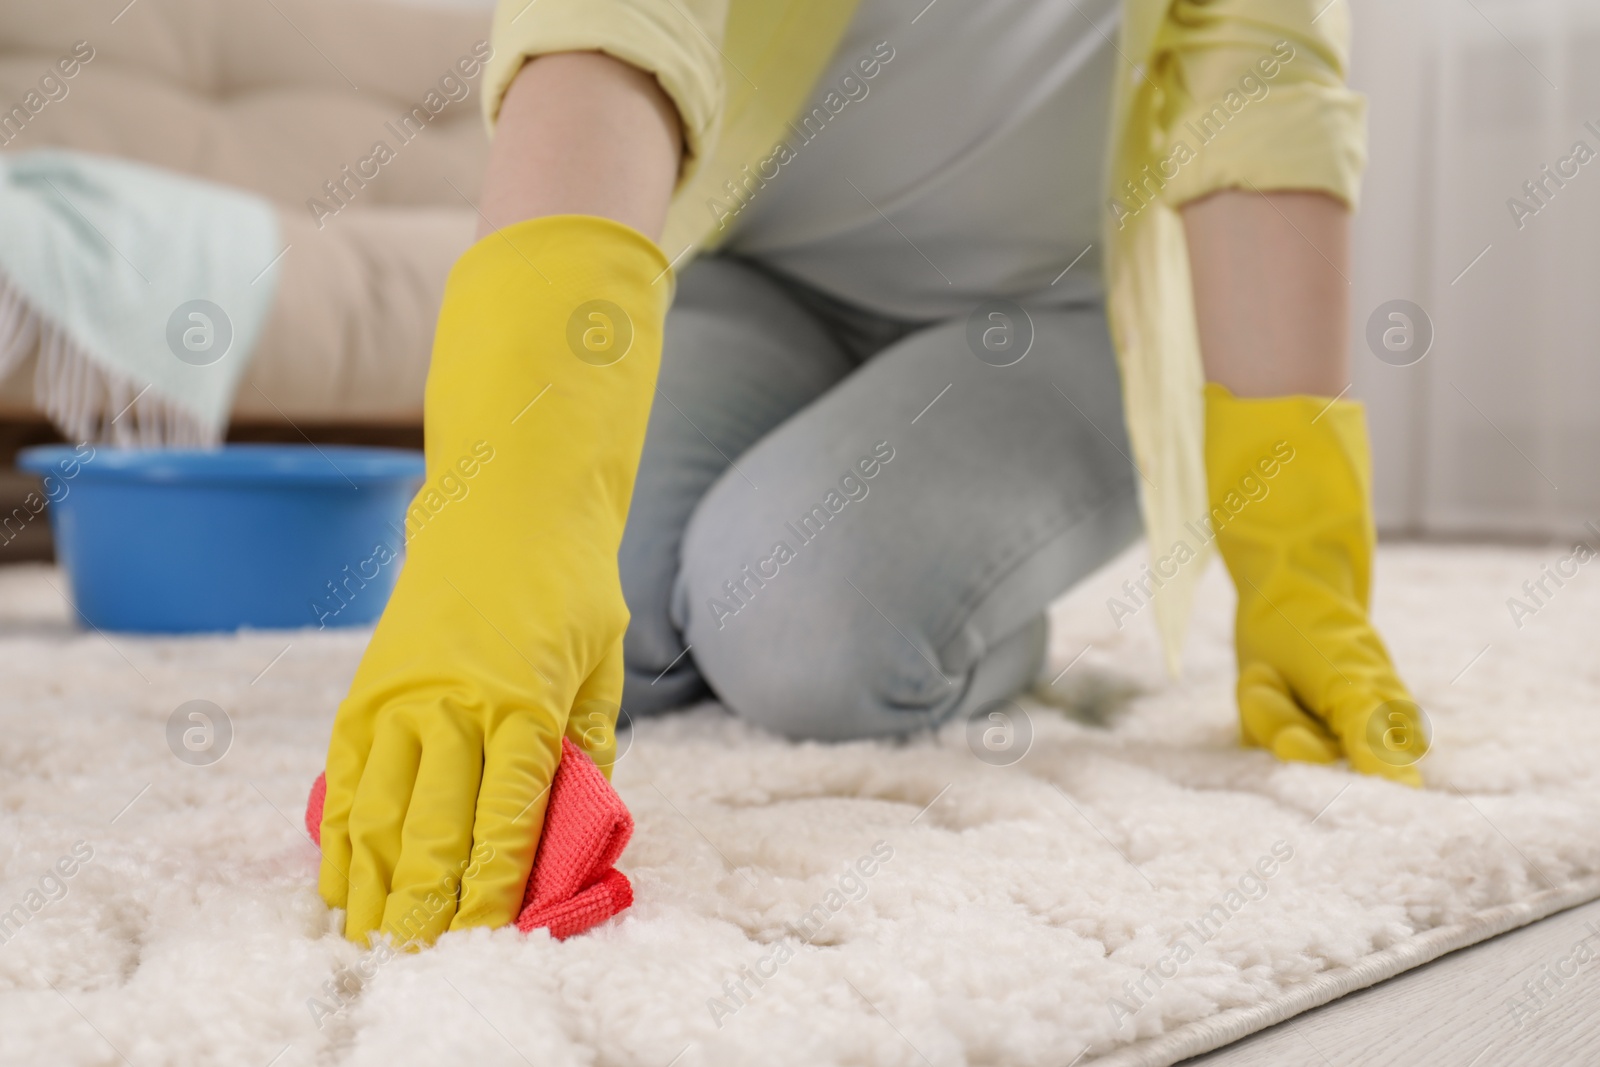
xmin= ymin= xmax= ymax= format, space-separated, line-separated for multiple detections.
xmin=2 ymin=544 xmax=1598 ymax=1067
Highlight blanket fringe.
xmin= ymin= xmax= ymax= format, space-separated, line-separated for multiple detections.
xmin=0 ymin=271 xmax=217 ymax=447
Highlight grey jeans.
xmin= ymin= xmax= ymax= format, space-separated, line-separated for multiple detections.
xmin=618 ymin=256 xmax=1140 ymax=740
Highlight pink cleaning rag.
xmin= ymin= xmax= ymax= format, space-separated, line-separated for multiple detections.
xmin=305 ymin=736 xmax=634 ymax=940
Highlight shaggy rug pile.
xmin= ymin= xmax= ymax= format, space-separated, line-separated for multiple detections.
xmin=1 ymin=543 xmax=1597 ymax=1067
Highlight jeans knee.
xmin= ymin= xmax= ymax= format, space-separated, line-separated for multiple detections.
xmin=677 ymin=551 xmax=958 ymax=740
xmin=701 ymin=622 xmax=950 ymax=741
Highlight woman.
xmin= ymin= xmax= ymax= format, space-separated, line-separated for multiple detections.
xmin=315 ymin=0 xmax=1426 ymax=947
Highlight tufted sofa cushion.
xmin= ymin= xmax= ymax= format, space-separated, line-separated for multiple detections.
xmin=0 ymin=0 xmax=495 ymax=425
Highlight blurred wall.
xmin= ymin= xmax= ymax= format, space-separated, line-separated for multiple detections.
xmin=1350 ymin=0 xmax=1600 ymax=540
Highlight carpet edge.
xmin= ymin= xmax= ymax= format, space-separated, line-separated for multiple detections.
xmin=1080 ymin=874 xmax=1600 ymax=1067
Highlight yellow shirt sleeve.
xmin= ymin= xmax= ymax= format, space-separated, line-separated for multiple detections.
xmin=1151 ymin=0 xmax=1367 ymax=209
xmin=482 ymin=0 xmax=731 ymax=186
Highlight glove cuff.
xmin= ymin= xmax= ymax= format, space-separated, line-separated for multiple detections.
xmin=421 ymin=214 xmax=674 ymax=531
xmin=444 ymin=213 xmax=675 ymax=309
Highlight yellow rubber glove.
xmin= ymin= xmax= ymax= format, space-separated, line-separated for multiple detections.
xmin=317 ymin=215 xmax=670 ymax=945
xmin=1205 ymin=383 xmax=1428 ymax=786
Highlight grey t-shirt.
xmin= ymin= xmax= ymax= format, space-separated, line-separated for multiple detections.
xmin=721 ymin=0 xmax=1119 ymax=321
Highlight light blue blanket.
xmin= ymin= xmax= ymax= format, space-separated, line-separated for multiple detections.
xmin=0 ymin=149 xmax=282 ymax=443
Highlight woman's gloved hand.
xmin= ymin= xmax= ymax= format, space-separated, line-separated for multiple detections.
xmin=1205 ymin=383 xmax=1428 ymax=786
xmin=316 ymin=215 xmax=670 ymax=945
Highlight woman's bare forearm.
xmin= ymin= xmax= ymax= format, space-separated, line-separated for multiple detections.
xmin=476 ymin=52 xmax=682 ymax=240
xmin=1181 ymin=190 xmax=1351 ymax=398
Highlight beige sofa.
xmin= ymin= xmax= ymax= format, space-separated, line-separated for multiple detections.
xmin=0 ymin=0 xmax=493 ymax=428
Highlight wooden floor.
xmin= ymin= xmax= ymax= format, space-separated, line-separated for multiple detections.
xmin=1187 ymin=897 xmax=1600 ymax=1066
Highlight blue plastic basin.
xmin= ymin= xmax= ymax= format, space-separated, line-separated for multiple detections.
xmin=17 ymin=444 xmax=425 ymax=633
